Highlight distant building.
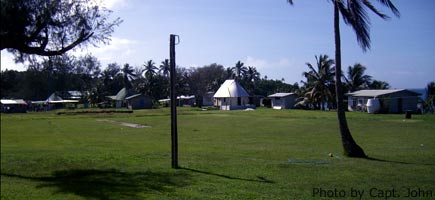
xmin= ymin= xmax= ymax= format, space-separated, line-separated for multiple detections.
xmin=30 ymin=93 xmax=79 ymax=110
xmin=1 ymin=99 xmax=27 ymax=113
xmin=107 ymin=88 xmax=152 ymax=109
xmin=202 ymin=92 xmax=215 ymax=106
xmin=158 ymin=95 xmax=197 ymax=107
xmin=66 ymin=91 xmax=83 ymax=100
xmin=268 ymin=93 xmax=297 ymax=109
xmin=178 ymin=95 xmax=196 ymax=107
xmin=213 ymin=80 xmax=254 ymax=110
xmin=346 ymin=89 xmax=421 ymax=113
xmin=126 ymin=94 xmax=152 ymax=109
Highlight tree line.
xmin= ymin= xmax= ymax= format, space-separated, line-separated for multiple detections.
xmin=2 ymin=53 xmax=395 ymax=108
xmin=0 ymin=54 xmax=298 ymax=106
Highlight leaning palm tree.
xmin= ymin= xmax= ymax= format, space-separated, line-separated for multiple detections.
xmin=344 ymin=63 xmax=372 ymax=92
xmin=288 ymin=0 xmax=400 ymax=157
xmin=303 ymin=55 xmax=335 ymax=110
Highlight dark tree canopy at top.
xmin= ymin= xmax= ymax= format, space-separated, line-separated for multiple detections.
xmin=0 ymin=0 xmax=122 ymax=61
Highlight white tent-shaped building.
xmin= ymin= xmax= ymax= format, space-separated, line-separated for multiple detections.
xmin=213 ymin=79 xmax=253 ymax=110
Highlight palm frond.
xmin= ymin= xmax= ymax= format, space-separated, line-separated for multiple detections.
xmin=336 ymin=0 xmax=400 ymax=51
xmin=374 ymin=0 xmax=400 ymax=17
xmin=362 ymin=0 xmax=389 ymax=19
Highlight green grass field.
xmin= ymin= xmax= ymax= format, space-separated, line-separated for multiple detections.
xmin=1 ymin=108 xmax=434 ymax=199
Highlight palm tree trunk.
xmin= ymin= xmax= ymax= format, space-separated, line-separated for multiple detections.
xmin=334 ymin=1 xmax=366 ymax=158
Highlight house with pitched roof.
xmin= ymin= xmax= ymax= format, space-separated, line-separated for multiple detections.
xmin=213 ymin=80 xmax=254 ymax=110
xmin=107 ymin=88 xmax=152 ymax=109
xmin=346 ymin=89 xmax=421 ymax=113
xmin=268 ymin=93 xmax=297 ymax=109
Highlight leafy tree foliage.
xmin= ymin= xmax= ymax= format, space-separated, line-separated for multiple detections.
xmin=425 ymin=82 xmax=435 ymax=113
xmin=301 ymin=55 xmax=335 ymax=110
xmin=231 ymin=61 xmax=247 ymax=81
xmin=2 ymin=52 xmax=392 ymax=112
xmin=159 ymin=59 xmax=170 ymax=78
xmin=368 ymin=80 xmax=390 ymax=90
xmin=121 ymin=63 xmax=135 ymax=89
xmin=344 ymin=63 xmax=372 ymax=92
xmin=0 ymin=0 xmax=122 ymax=61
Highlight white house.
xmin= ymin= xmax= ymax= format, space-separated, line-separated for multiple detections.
xmin=268 ymin=93 xmax=297 ymax=109
xmin=213 ymin=80 xmax=253 ymax=110
xmin=346 ymin=89 xmax=421 ymax=113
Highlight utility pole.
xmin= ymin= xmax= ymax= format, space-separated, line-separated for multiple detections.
xmin=170 ymin=34 xmax=179 ymax=169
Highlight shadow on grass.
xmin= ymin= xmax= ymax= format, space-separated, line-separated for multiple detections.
xmin=180 ymin=167 xmax=274 ymax=184
xmin=366 ymin=157 xmax=435 ymax=166
xmin=2 ymin=169 xmax=191 ymax=200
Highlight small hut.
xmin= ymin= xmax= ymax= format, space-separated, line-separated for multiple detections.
xmin=268 ymin=93 xmax=297 ymax=109
xmin=1 ymin=99 xmax=27 ymax=113
xmin=107 ymin=88 xmax=152 ymax=109
xmin=213 ymin=80 xmax=253 ymax=110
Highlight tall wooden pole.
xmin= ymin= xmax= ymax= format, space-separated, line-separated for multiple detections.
xmin=170 ymin=34 xmax=179 ymax=168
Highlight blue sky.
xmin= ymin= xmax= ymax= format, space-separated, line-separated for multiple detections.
xmin=1 ymin=0 xmax=434 ymax=88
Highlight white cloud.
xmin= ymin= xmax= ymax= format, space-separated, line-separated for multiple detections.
xmin=72 ymin=37 xmax=138 ymax=67
xmin=91 ymin=0 xmax=129 ymax=10
xmin=244 ymin=56 xmax=305 ymax=83
xmin=0 ymin=51 xmax=27 ymax=71
xmin=245 ymin=56 xmax=268 ymax=69
xmin=245 ymin=56 xmax=295 ymax=70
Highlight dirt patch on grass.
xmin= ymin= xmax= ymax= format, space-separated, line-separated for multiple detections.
xmin=96 ymin=119 xmax=151 ymax=128
xmin=58 ymin=110 xmax=133 ymax=115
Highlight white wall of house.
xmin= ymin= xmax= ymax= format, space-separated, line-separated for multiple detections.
xmin=214 ymin=97 xmax=249 ymax=107
xmin=348 ymin=95 xmax=418 ymax=113
xmin=271 ymin=96 xmax=296 ymax=109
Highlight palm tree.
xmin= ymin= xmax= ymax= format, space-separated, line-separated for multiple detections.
xmin=246 ymin=66 xmax=261 ymax=82
xmin=303 ymin=55 xmax=335 ymax=110
xmin=101 ymin=63 xmax=121 ymax=95
xmin=159 ymin=59 xmax=171 ymax=78
xmin=288 ymin=0 xmax=400 ymax=157
xmin=344 ymin=63 xmax=372 ymax=92
xmin=225 ymin=67 xmax=233 ymax=79
xmin=244 ymin=66 xmax=261 ymax=94
xmin=122 ymin=63 xmax=135 ymax=89
xmin=231 ymin=61 xmax=247 ymax=81
xmin=143 ymin=60 xmax=158 ymax=80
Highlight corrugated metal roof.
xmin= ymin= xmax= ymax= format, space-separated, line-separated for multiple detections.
xmin=347 ymin=89 xmax=421 ymax=97
xmin=125 ymin=93 xmax=143 ymax=100
xmin=46 ymin=93 xmax=63 ymax=102
xmin=268 ymin=93 xmax=295 ymax=98
xmin=49 ymin=100 xmax=79 ymax=103
xmin=115 ymin=88 xmax=128 ymax=100
xmin=177 ymin=95 xmax=195 ymax=100
xmin=106 ymin=95 xmax=117 ymax=100
xmin=213 ymin=80 xmax=249 ymax=98
xmin=1 ymin=99 xmax=27 ymax=105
